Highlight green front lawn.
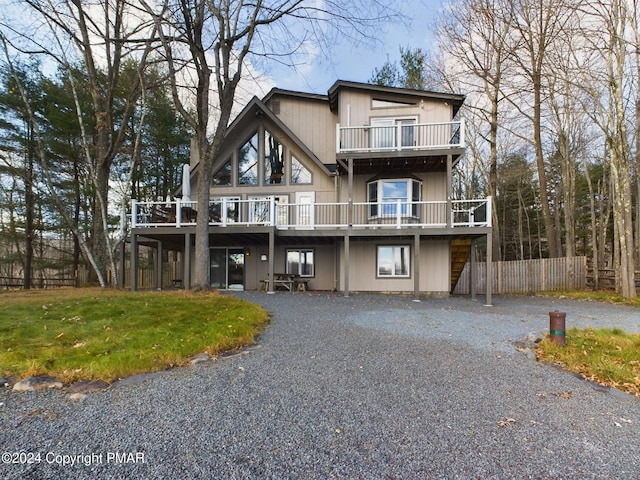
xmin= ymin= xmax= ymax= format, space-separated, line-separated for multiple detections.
xmin=0 ymin=288 xmax=269 ymax=384
xmin=537 ymin=327 xmax=640 ymax=397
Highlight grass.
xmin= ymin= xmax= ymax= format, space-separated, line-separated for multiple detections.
xmin=537 ymin=327 xmax=640 ymax=397
xmin=540 ymin=289 xmax=640 ymax=307
xmin=0 ymin=288 xmax=269 ymax=384
xmin=535 ymin=289 xmax=640 ymax=397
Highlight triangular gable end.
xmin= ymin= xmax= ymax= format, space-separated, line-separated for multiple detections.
xmin=216 ymin=96 xmax=333 ymax=179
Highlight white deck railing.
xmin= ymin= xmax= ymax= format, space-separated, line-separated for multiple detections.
xmin=336 ymin=120 xmax=465 ymax=154
xmin=131 ymin=197 xmax=490 ymax=230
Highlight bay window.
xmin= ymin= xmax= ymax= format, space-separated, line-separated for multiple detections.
xmin=367 ymin=179 xmax=421 ymax=218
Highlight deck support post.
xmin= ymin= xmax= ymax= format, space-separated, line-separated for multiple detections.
xmin=347 ymin=158 xmax=353 ymax=226
xmin=343 ymin=233 xmax=350 ymax=297
xmin=268 ymin=229 xmax=275 ymax=294
xmin=485 ymin=231 xmax=493 ymax=306
xmin=446 ymin=154 xmax=453 ymax=228
xmin=413 ymin=233 xmax=421 ymax=301
xmin=470 ymin=237 xmax=476 ymax=301
xmin=118 ymin=240 xmax=125 ymax=289
xmin=184 ymin=233 xmax=192 ymax=290
xmin=344 ymin=157 xmax=353 ymax=298
xmin=155 ymin=240 xmax=163 ymax=290
xmin=130 ymin=233 xmax=138 ymax=292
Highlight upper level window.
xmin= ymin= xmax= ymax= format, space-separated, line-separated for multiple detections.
xmin=213 ymin=158 xmax=232 ymax=186
xmin=217 ymin=127 xmax=315 ymax=188
xmin=291 ymin=155 xmax=312 ymax=184
xmin=264 ymin=130 xmax=284 ymax=185
xmin=370 ymin=117 xmax=416 ymax=149
xmin=372 ymin=98 xmax=417 ymax=108
xmin=238 ymin=132 xmax=259 ymax=185
xmin=367 ymin=179 xmax=421 ymax=218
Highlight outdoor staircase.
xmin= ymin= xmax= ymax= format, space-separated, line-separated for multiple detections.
xmin=450 ymin=238 xmax=472 ymax=293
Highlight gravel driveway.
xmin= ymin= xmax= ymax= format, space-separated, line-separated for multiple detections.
xmin=1 ymin=293 xmax=639 ymax=479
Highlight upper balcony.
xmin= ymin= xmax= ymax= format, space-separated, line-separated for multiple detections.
xmin=336 ymin=120 xmax=465 ymax=158
xmin=130 ymin=196 xmax=490 ymax=232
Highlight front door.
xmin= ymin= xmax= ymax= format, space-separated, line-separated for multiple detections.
xmin=210 ymin=248 xmax=245 ymax=290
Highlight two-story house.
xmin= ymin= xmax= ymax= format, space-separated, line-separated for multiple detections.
xmin=128 ymin=80 xmax=493 ymax=303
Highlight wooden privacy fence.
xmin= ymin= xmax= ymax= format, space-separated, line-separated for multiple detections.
xmin=76 ymin=261 xmax=182 ymax=289
xmin=453 ymin=256 xmax=588 ymax=295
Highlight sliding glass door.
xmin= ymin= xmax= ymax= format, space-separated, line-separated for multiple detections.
xmin=210 ymin=248 xmax=245 ymax=290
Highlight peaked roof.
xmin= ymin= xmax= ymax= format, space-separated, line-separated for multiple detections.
xmin=327 ymin=80 xmax=465 ymax=116
xmin=224 ymin=96 xmax=332 ymax=176
xmin=262 ymin=87 xmax=328 ymax=104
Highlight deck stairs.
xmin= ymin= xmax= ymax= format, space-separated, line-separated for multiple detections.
xmin=450 ymin=238 xmax=472 ymax=292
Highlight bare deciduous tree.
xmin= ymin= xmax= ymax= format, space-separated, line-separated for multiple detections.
xmin=141 ymin=0 xmax=397 ymax=290
xmin=436 ymin=0 xmax=517 ymax=260
xmin=1 ymin=0 xmax=156 ymax=286
xmin=572 ymin=0 xmax=636 ymax=297
xmin=508 ymin=0 xmax=578 ymax=258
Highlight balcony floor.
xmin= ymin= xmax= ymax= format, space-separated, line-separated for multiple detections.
xmin=335 ymin=149 xmax=465 ymax=175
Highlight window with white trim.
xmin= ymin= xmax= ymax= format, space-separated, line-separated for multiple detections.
xmin=370 ymin=117 xmax=417 ymax=149
xmin=286 ymin=249 xmax=314 ymax=277
xmin=367 ymin=179 xmax=421 ymax=218
xmin=377 ymin=245 xmax=410 ymax=277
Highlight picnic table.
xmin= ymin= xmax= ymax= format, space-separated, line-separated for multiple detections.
xmin=260 ymin=274 xmax=310 ymax=292
xmin=261 ymin=273 xmax=295 ymax=291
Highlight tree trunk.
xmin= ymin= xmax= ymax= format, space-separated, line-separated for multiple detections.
xmin=23 ymin=126 xmax=35 ymax=289
xmin=488 ymin=88 xmax=501 ymax=261
xmin=532 ymin=74 xmax=559 ymax=258
xmin=89 ymin=159 xmax=111 ymax=285
xmin=192 ymin=141 xmax=211 ymax=290
xmin=560 ymin=131 xmax=575 ymax=260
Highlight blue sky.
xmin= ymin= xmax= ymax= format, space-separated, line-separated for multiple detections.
xmin=261 ymin=0 xmax=445 ymax=94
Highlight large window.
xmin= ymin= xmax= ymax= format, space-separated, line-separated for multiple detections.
xmin=286 ymin=249 xmax=314 ymax=277
xmin=367 ymin=179 xmax=421 ymax=218
xmin=238 ymin=132 xmax=259 ymax=185
xmin=291 ymin=155 xmax=311 ymax=184
xmin=219 ymin=127 xmax=315 ymax=188
xmin=213 ymin=158 xmax=232 ymax=186
xmin=377 ymin=246 xmax=410 ymax=277
xmin=264 ymin=130 xmax=284 ymax=185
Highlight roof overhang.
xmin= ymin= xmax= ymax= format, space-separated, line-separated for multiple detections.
xmin=327 ymin=80 xmax=465 ymax=117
